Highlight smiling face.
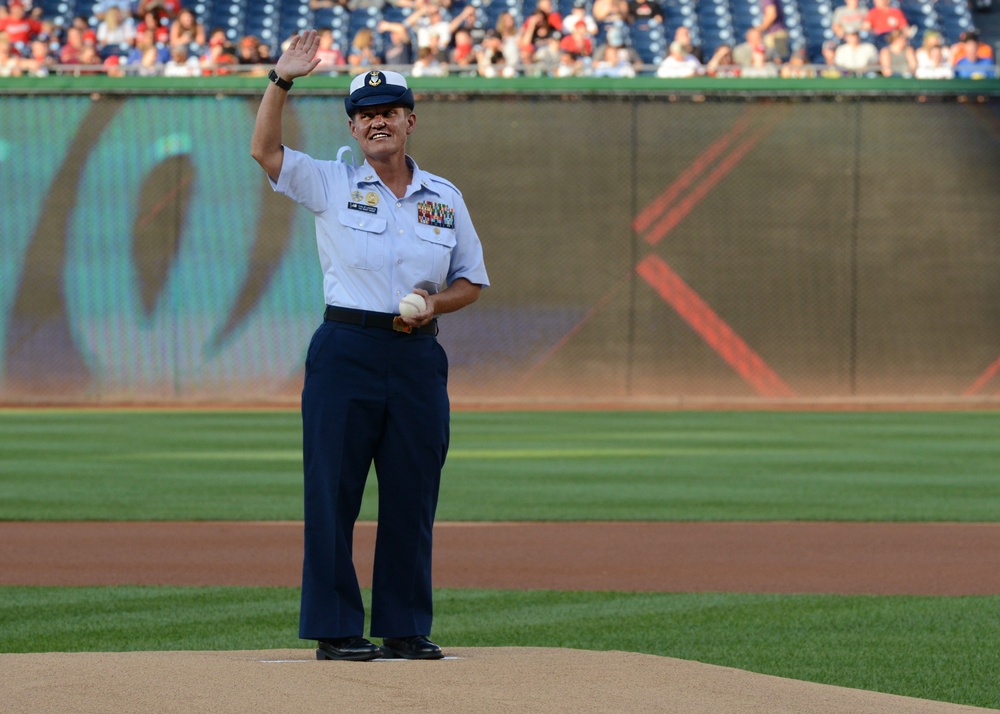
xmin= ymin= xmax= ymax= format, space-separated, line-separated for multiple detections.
xmin=348 ymin=104 xmax=416 ymax=161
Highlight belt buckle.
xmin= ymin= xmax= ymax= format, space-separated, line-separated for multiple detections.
xmin=392 ymin=316 xmax=413 ymax=334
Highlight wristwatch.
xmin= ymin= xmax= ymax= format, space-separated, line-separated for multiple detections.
xmin=268 ymin=69 xmax=293 ymax=91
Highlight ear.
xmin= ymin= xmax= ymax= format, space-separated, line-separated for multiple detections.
xmin=406 ymin=111 xmax=416 ymax=135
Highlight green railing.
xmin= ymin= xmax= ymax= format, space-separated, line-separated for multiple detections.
xmin=3 ymin=74 xmax=999 ymax=96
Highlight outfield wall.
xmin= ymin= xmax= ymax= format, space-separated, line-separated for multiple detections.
xmin=2 ymin=79 xmax=999 ymax=404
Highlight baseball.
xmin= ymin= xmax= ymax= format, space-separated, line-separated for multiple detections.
xmin=398 ymin=292 xmax=426 ymax=318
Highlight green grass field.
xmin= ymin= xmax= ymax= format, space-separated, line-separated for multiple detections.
xmin=1 ymin=410 xmax=998 ymax=521
xmin=1 ymin=409 xmax=998 ymax=708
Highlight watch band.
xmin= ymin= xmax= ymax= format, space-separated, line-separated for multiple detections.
xmin=268 ymin=69 xmax=293 ymax=91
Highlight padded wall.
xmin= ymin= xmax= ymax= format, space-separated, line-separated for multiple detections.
xmin=2 ymin=95 xmax=999 ymax=403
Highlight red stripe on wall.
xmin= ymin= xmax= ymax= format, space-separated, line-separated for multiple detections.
xmin=644 ymin=128 xmax=770 ymax=246
xmin=636 ymin=254 xmax=795 ymax=398
xmin=631 ymin=113 xmax=752 ymax=235
xmin=963 ymin=354 xmax=1000 ymax=396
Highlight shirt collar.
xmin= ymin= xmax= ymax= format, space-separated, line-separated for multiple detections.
xmin=355 ymin=155 xmax=441 ymax=198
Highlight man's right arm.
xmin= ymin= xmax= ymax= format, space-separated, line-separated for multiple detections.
xmin=251 ymin=82 xmax=291 ymax=183
xmin=250 ymin=30 xmax=321 ymax=183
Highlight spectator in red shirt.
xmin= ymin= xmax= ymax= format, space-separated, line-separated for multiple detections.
xmin=522 ymin=0 xmax=563 ymax=33
xmin=450 ymin=27 xmax=477 ymax=69
xmin=0 ymin=2 xmax=43 ymax=48
xmin=59 ymin=25 xmax=85 ymax=63
xmin=862 ymin=0 xmax=908 ymax=44
xmin=312 ymin=26 xmax=346 ymax=72
xmin=559 ymin=17 xmax=593 ymax=58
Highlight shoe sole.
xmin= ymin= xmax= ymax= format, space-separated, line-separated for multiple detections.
xmin=316 ymin=647 xmax=384 ymax=662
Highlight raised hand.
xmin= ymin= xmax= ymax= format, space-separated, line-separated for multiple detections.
xmin=275 ymin=30 xmax=322 ymax=80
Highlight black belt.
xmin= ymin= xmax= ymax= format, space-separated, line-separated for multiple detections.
xmin=324 ymin=306 xmax=438 ymax=335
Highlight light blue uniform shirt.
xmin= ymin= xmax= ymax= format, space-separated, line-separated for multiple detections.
xmin=271 ymin=147 xmax=490 ymax=313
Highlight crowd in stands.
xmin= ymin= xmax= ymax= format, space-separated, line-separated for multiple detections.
xmin=0 ymin=0 xmax=272 ymax=76
xmin=652 ymin=0 xmax=995 ymax=78
xmin=0 ymin=0 xmax=995 ymax=78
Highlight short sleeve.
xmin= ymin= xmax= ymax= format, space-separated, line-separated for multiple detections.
xmin=271 ymin=147 xmax=340 ymax=216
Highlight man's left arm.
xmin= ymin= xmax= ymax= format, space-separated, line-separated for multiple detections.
xmin=402 ymin=278 xmax=480 ymax=328
xmin=426 ymin=278 xmax=481 ymax=316
xmin=404 ymin=189 xmax=489 ymax=326
xmin=758 ymin=0 xmax=777 ymax=32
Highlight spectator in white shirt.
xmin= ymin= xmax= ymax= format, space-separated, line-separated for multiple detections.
xmin=656 ymin=40 xmax=702 ymax=77
xmin=833 ymin=30 xmax=877 ymax=73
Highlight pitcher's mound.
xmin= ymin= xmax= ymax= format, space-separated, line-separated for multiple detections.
xmin=2 ymin=647 xmax=992 ymax=713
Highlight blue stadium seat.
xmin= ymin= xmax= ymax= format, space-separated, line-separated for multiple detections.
xmin=696 ymin=0 xmax=736 ymax=56
xmin=554 ymin=0 xmax=578 ymax=17
xmin=381 ymin=3 xmax=412 ymax=24
xmin=99 ymin=42 xmax=131 ymax=59
xmin=277 ymin=0 xmax=311 ymax=39
xmin=481 ymin=0 xmax=523 ymax=28
xmin=798 ymin=0 xmax=835 ymax=60
xmin=348 ymin=4 xmax=383 ymax=38
xmin=631 ymin=18 xmax=667 ymax=63
xmin=661 ymin=0 xmax=694 ymax=40
xmin=781 ymin=0 xmax=805 ymax=53
xmin=936 ymin=0 xmax=974 ymax=44
xmin=190 ymin=1 xmax=210 ymax=23
xmin=799 ymin=0 xmax=832 ymax=32
xmin=34 ymin=0 xmax=70 ymax=25
xmin=730 ymin=0 xmax=761 ymax=36
xmin=316 ymin=6 xmax=351 ymax=52
xmin=899 ymin=0 xmax=940 ymax=44
xmin=244 ymin=1 xmax=281 ymax=47
xmin=206 ymin=0 xmax=249 ymax=43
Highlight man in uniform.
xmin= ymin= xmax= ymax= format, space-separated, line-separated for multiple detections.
xmin=250 ymin=31 xmax=490 ymax=661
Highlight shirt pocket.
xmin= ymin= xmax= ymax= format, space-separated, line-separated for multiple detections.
xmin=414 ymin=224 xmax=457 ymax=282
xmin=338 ymin=208 xmax=387 ymax=271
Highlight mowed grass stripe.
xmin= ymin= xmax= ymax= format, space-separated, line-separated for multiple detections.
xmin=1 ymin=410 xmax=998 ymax=521
xmin=108 ymin=447 xmax=730 ymax=461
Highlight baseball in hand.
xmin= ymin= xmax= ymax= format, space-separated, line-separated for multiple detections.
xmin=398 ymin=292 xmax=426 ymax=318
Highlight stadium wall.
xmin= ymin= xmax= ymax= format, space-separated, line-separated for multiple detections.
xmin=2 ymin=78 xmax=999 ymax=405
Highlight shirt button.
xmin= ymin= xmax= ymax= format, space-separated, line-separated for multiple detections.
xmin=397 ymin=259 xmax=403 ymax=264
xmin=359 ymin=221 xmax=365 ymax=227
xmin=399 ymin=230 xmax=404 ymax=235
xmin=396 ymin=202 xmax=402 ymax=208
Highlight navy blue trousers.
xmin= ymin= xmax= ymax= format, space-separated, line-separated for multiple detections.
xmin=298 ymin=320 xmax=449 ymax=641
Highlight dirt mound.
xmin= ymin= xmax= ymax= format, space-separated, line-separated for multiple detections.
xmin=3 ymin=647 xmax=994 ymax=713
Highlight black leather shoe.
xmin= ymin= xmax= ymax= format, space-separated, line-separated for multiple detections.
xmin=316 ymin=636 xmax=383 ymax=661
xmin=381 ymin=635 xmax=444 ymax=660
